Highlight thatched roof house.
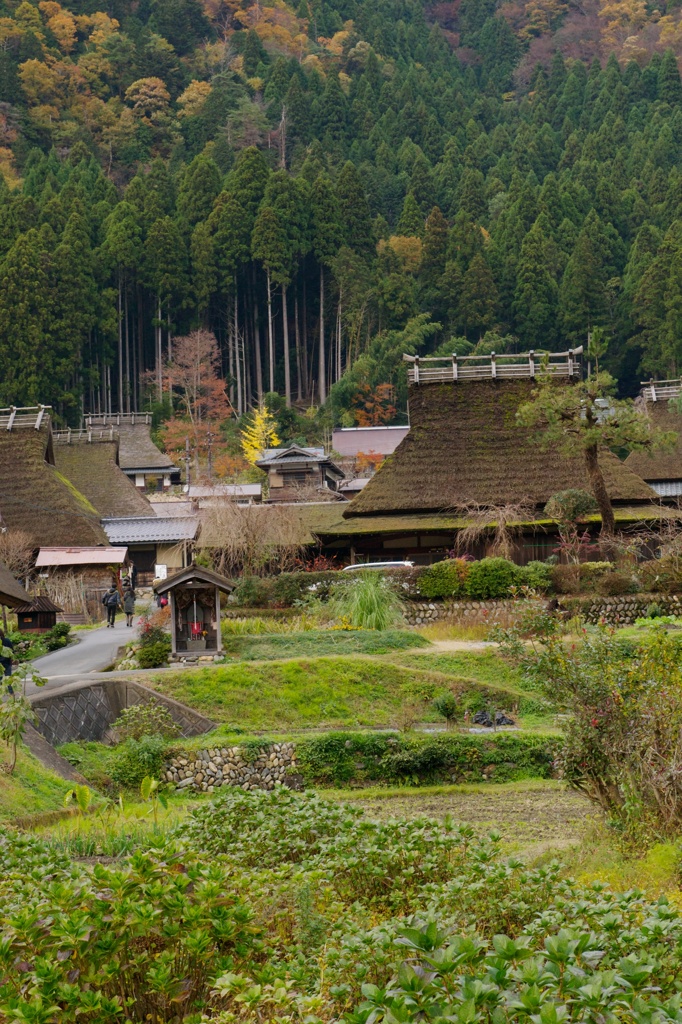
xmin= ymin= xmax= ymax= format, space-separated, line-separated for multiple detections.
xmin=53 ymin=436 xmax=154 ymax=518
xmin=84 ymin=413 xmax=179 ymax=489
xmin=625 ymin=381 xmax=682 ymax=498
xmin=0 ymin=407 xmax=107 ymax=548
xmin=316 ymin=352 xmax=663 ymax=564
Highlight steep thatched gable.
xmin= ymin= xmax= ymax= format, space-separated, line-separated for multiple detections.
xmin=0 ymin=423 xmax=107 ymax=547
xmin=53 ymin=440 xmax=154 ymax=519
xmin=625 ymin=393 xmax=682 ymax=486
xmin=345 ymin=378 xmax=656 ymax=519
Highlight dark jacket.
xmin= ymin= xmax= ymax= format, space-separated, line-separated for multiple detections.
xmin=123 ymin=591 xmax=136 ymax=614
xmin=103 ymin=589 xmax=121 ymax=608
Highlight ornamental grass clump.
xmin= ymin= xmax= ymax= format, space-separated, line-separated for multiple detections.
xmin=332 ymin=571 xmax=404 ymax=630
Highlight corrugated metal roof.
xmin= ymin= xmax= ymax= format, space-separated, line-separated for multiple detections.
xmin=103 ymin=516 xmax=199 ymax=543
xmin=332 ymin=426 xmax=409 ymax=456
xmin=187 ymin=484 xmax=262 ymax=497
xmin=36 ymin=547 xmax=127 ymax=566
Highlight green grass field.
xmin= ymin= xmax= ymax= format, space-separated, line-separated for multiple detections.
xmin=219 ymin=628 xmax=429 ymax=660
xmin=144 ymin=651 xmax=553 ymax=732
xmin=0 ymin=746 xmax=72 ymax=823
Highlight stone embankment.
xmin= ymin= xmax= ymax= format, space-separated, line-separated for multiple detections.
xmin=404 ymin=599 xmax=542 ymax=626
xmin=165 ymin=742 xmax=297 ymax=792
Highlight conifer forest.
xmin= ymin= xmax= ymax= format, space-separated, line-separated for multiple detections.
xmin=2 ymin=0 xmax=682 ymax=424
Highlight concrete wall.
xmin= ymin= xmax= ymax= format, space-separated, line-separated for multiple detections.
xmin=30 ymin=678 xmax=214 ymax=747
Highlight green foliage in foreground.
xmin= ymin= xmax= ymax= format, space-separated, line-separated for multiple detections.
xmin=0 ymin=746 xmax=68 ymax=822
xmin=331 ymin=572 xmax=405 ymax=631
xmin=4 ymin=788 xmax=682 ymax=1022
xmin=145 ymin=653 xmax=547 ymax=732
xmin=294 ymin=731 xmax=556 ymax=787
xmin=220 ymin=628 xmax=427 ymax=660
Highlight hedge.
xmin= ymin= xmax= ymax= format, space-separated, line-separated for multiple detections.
xmin=294 ymin=731 xmax=558 ymax=787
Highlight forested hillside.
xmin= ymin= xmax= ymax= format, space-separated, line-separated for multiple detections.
xmin=1 ymin=0 xmax=682 ymax=426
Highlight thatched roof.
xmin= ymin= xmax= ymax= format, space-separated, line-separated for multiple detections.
xmin=345 ymin=379 xmax=656 ymax=519
xmin=53 ymin=440 xmax=154 ymax=518
xmin=0 ymin=424 xmax=107 ymax=547
xmin=625 ymin=397 xmax=682 ymax=483
xmin=199 ymin=501 xmax=346 ymax=548
xmin=0 ymin=561 xmax=30 ymax=607
xmin=14 ymin=595 xmax=62 ymax=613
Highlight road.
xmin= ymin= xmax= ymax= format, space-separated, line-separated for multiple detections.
xmin=27 ymin=619 xmax=140 ymax=693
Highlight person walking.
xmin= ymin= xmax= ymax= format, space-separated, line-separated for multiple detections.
xmin=102 ymin=585 xmax=121 ymax=628
xmin=123 ymin=587 xmax=136 ymax=628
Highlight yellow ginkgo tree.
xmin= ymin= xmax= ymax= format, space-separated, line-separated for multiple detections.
xmin=240 ymin=407 xmax=281 ymax=466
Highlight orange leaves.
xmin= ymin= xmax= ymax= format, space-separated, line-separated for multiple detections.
xmin=352 ymin=384 xmax=397 ymax=427
xmin=39 ymin=1 xmax=77 ymax=52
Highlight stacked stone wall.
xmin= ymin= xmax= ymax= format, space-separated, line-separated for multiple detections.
xmin=165 ymin=742 xmax=298 ymax=793
xmin=404 ymin=598 xmax=542 ymax=627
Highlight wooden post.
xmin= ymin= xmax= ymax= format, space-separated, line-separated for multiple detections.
xmin=215 ymin=586 xmax=221 ymax=653
xmin=529 ymin=350 xmax=535 ymax=377
xmin=650 ymin=379 xmax=657 ymax=402
xmin=491 ymin=352 xmax=497 ymax=379
xmin=170 ymin=591 xmax=177 ymax=657
xmin=414 ymin=356 xmax=420 ymax=384
xmin=452 ymin=353 xmax=458 ymax=380
xmin=568 ymin=349 xmax=574 ymax=376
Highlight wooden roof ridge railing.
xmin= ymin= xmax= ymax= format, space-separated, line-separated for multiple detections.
xmin=53 ymin=427 xmax=118 ymax=444
xmin=641 ymin=379 xmax=682 ymax=402
xmin=0 ymin=405 xmax=51 ymax=430
xmin=85 ymin=412 xmax=152 ymax=427
xmin=403 ymin=347 xmax=583 ymax=384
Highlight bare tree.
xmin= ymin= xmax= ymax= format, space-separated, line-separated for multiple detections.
xmin=451 ymin=501 xmax=538 ymax=560
xmin=199 ymin=500 xmax=307 ymax=576
xmin=0 ymin=529 xmax=34 ymax=581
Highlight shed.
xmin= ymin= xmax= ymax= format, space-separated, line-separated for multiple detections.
xmin=14 ymin=595 xmax=62 ymax=633
xmin=257 ymin=444 xmax=344 ymax=501
xmin=153 ymin=564 xmax=234 ymax=658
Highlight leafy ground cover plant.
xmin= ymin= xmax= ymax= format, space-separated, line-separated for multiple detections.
xmin=5 ymin=789 xmax=682 ymax=1023
xmin=331 ymin=572 xmax=405 ymax=631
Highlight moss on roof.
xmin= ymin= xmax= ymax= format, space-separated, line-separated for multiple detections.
xmin=54 ymin=441 xmax=153 ymax=519
xmin=0 ymin=561 xmax=30 ymax=607
xmin=317 ymin=504 xmax=674 ymax=537
xmin=625 ymin=400 xmax=682 ymax=481
xmin=346 ymin=379 xmax=656 ymax=519
xmin=0 ymin=425 xmax=107 ymax=547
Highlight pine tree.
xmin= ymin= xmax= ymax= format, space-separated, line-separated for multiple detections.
xmin=658 ymin=50 xmax=682 ymax=107
xmin=252 ymin=205 xmax=288 ymax=395
xmin=513 ymin=220 xmax=558 ymax=347
xmin=0 ymin=229 xmax=52 ymax=406
xmin=559 ymin=210 xmax=609 ymax=344
xmin=311 ymin=173 xmax=344 ymax=404
xmin=336 ymin=162 xmax=373 ymax=253
xmin=176 ymin=155 xmax=222 ymax=230
xmin=421 ymin=206 xmax=448 ymax=279
xmin=143 ymin=217 xmax=188 ymax=399
xmin=396 ymin=192 xmax=424 ymax=236
xmin=460 ymin=253 xmax=498 ymax=337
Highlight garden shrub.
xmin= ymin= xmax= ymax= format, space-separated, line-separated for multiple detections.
xmin=107 ymin=734 xmax=169 ymax=788
xmin=464 ymin=557 xmax=522 ymax=599
xmin=232 ymin=575 xmax=275 ymax=607
xmin=550 ymin=563 xmax=581 ymax=593
xmin=596 ymin=570 xmax=638 ymax=596
xmin=419 ymin=559 xmax=470 ymax=599
xmin=113 ymin=702 xmax=179 ymax=741
xmin=331 ymin=572 xmax=404 ymax=630
xmin=579 ymin=560 xmax=614 ymax=583
xmin=137 ymin=639 xmax=171 ymax=668
xmin=294 ymin=730 xmax=556 ymax=787
xmin=517 ymin=560 xmax=553 ymax=591
xmin=638 ymin=557 xmax=682 ymax=594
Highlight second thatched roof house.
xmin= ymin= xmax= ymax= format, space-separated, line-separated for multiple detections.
xmin=625 ymin=380 xmax=682 ymax=498
xmin=316 ymin=350 xmax=664 ymax=565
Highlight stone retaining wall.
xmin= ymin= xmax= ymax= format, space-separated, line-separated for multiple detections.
xmin=166 ymin=742 xmax=298 ymax=793
xmin=404 ymin=598 xmax=542 ymax=627
xmin=559 ymin=592 xmax=682 ymax=625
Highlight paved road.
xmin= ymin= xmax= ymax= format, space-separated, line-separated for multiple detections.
xmin=28 ymin=619 xmax=139 ymax=692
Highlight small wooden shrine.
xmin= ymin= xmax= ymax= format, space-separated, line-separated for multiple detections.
xmin=14 ymin=595 xmax=62 ymax=632
xmin=153 ymin=564 xmax=234 ymax=658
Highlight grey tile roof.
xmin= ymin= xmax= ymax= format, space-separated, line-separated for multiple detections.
xmin=103 ymin=516 xmax=199 ymax=544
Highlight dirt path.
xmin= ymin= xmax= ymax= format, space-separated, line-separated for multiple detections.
xmin=340 ymin=781 xmax=595 ymax=854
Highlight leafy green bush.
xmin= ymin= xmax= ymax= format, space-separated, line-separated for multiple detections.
xmin=638 ymin=557 xmax=682 ymax=594
xmin=465 ymin=557 xmax=522 ymax=599
xmin=517 ymin=560 xmax=553 ymax=591
xmin=113 ymin=702 xmax=180 ymax=741
xmin=332 ymin=572 xmax=404 ymax=630
xmin=232 ymin=575 xmax=275 ymax=606
xmin=419 ymin=559 xmax=470 ymax=598
xmin=294 ymin=730 xmax=556 ymax=787
xmin=137 ymin=639 xmax=171 ymax=668
xmin=107 ymin=735 xmax=169 ymax=788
